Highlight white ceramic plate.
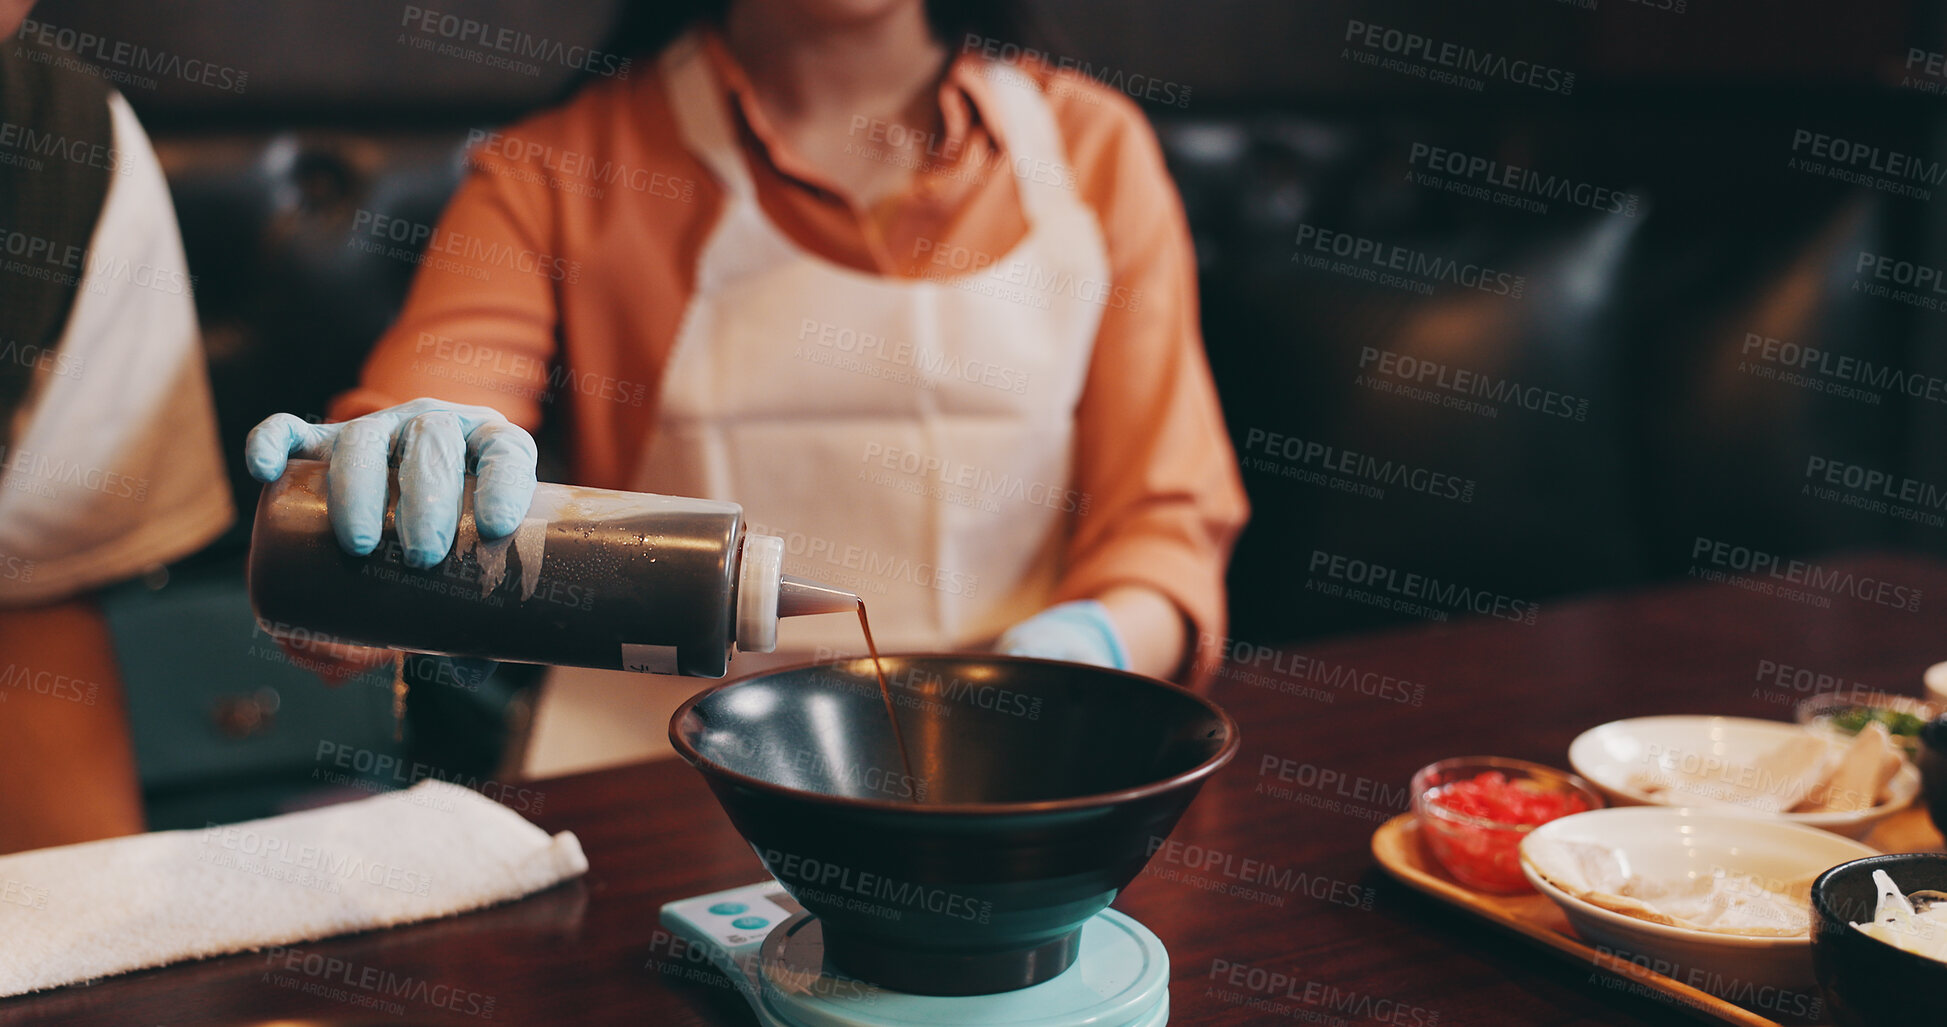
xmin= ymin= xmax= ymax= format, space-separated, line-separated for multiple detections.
xmin=1520 ymin=807 xmax=1878 ymax=1000
xmin=1567 ymin=715 xmax=1918 ymax=839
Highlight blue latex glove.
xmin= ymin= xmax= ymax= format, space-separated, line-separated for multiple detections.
xmin=244 ymin=397 xmax=538 ymax=569
xmin=996 ymin=599 xmax=1129 ymax=670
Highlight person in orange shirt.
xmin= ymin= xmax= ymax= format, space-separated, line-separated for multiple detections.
xmin=246 ymin=0 xmax=1245 ymax=691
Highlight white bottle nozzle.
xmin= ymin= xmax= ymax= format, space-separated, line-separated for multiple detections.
xmin=778 ymin=574 xmax=859 ymax=617
xmin=735 ymin=534 xmax=860 ymax=654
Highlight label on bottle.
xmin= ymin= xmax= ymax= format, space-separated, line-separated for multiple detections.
xmin=620 ymin=643 xmax=680 ymax=675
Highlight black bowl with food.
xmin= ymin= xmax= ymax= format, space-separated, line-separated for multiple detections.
xmin=1810 ymin=852 xmax=1947 ymax=1027
xmin=671 ymin=654 xmax=1238 ymax=996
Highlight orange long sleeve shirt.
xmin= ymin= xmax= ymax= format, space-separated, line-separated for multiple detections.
xmin=332 ymin=32 xmax=1248 ymax=682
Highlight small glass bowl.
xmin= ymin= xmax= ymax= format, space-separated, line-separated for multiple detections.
xmin=1412 ymin=755 xmax=1602 ymax=893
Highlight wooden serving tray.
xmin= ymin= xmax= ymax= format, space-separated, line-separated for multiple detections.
xmin=1370 ymin=808 xmax=1945 ymax=1027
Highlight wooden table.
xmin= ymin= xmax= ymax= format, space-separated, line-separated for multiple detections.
xmin=7 ymin=552 xmax=1944 ymax=1026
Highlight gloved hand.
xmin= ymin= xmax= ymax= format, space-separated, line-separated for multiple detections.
xmin=244 ymin=397 xmax=537 ymax=569
xmin=996 ymin=599 xmax=1129 ymax=670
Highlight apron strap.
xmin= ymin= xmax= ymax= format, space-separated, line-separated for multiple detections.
xmin=659 ymin=30 xmax=757 ymax=201
xmin=976 ymin=62 xmax=1079 ymax=225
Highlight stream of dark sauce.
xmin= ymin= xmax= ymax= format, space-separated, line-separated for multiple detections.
xmin=856 ymin=600 xmax=918 ymax=800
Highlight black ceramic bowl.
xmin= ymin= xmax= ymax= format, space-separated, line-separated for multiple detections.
xmin=1810 ymin=852 xmax=1947 ymax=1027
xmin=1920 ymin=715 xmax=1947 ymax=837
xmin=669 ymin=654 xmax=1238 ymax=997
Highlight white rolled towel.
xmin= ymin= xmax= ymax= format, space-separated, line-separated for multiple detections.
xmin=0 ymin=779 xmax=587 ymax=997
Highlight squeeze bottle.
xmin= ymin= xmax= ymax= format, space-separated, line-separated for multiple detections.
xmin=247 ymin=460 xmax=857 ymax=677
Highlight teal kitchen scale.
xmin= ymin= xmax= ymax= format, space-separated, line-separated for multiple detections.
xmin=660 ymin=882 xmax=1172 ymax=1026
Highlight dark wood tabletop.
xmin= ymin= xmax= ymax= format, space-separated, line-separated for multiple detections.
xmin=7 ymin=551 xmax=1945 ymax=1027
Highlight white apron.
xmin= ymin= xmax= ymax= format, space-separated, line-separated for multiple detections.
xmin=526 ymin=36 xmax=1108 ymax=773
xmin=642 ymin=34 xmax=1108 ymax=654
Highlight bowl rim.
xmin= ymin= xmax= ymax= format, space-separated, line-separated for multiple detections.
xmin=1410 ymin=755 xmax=1605 ymax=835
xmin=1810 ymin=852 xmax=1947 ymax=971
xmin=666 ymin=652 xmax=1242 ymax=817
xmin=1567 ymin=714 xmax=1919 ymax=826
xmin=1518 ymin=806 xmax=1880 ymax=949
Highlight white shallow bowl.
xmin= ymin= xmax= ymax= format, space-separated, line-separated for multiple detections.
xmin=1567 ymin=715 xmax=1918 ymax=839
xmin=1520 ymin=808 xmax=1878 ymax=998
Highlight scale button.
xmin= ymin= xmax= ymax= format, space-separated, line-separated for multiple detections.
xmin=708 ymin=902 xmax=748 ymax=916
xmin=731 ymin=916 xmax=769 ymax=930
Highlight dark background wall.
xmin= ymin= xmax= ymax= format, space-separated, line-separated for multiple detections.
xmin=28 ymin=0 xmax=1934 ymax=117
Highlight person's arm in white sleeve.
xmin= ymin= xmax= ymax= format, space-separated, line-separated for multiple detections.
xmin=0 ymin=92 xmax=232 ymax=604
